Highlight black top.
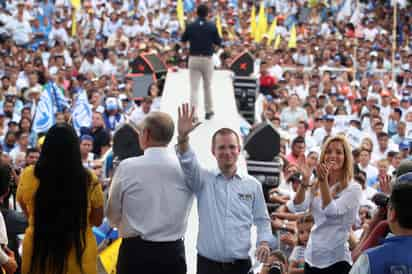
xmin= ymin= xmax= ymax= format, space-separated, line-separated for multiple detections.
xmin=181 ymin=18 xmax=222 ymax=56
xmin=91 ymin=126 xmax=111 ymax=158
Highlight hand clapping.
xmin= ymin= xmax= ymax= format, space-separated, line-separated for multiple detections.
xmin=316 ymin=162 xmax=330 ymax=182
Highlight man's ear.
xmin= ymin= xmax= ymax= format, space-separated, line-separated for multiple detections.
xmin=388 ymin=207 xmax=397 ymax=223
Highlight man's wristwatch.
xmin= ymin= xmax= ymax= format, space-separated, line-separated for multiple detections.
xmin=177 ymin=135 xmax=189 ymax=144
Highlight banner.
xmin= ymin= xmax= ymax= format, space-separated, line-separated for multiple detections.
xmin=32 ymin=85 xmax=54 ymax=133
xmin=184 ymin=0 xmax=195 ymax=12
xmin=32 ymin=82 xmax=70 ymax=133
xmin=72 ymin=89 xmax=92 ymax=135
xmin=47 ymin=81 xmax=70 ymax=113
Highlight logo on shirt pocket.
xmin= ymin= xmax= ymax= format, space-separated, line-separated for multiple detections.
xmin=238 ymin=193 xmax=253 ymax=202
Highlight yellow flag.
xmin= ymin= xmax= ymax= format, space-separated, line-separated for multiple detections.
xmin=216 ymin=14 xmax=222 ymax=37
xmin=274 ymin=34 xmax=281 ymax=49
xmin=177 ymin=0 xmax=185 ymax=30
xmin=255 ymin=1 xmax=268 ymax=43
xmin=71 ymin=10 xmax=77 ymax=37
xmin=228 ymin=30 xmax=235 ymax=41
xmin=266 ymin=18 xmax=277 ymax=45
xmin=70 ymin=0 xmax=81 ymax=9
xmin=99 ymin=239 xmax=122 ymax=274
xmin=308 ymin=0 xmax=318 ymax=8
xmin=288 ymin=24 xmax=297 ymax=48
xmin=70 ymin=0 xmax=81 ymax=37
xmin=250 ymin=5 xmax=256 ymax=38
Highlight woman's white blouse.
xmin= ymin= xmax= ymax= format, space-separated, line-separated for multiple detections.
xmin=287 ymin=182 xmax=362 ymax=268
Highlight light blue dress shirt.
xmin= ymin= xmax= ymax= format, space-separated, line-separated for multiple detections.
xmin=177 ymin=147 xmax=275 ymax=263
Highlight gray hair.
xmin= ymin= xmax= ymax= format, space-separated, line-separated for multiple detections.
xmin=141 ymin=112 xmax=174 ymax=145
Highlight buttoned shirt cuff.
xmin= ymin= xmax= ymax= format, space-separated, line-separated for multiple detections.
xmin=0 ymin=249 xmax=8 ymax=265
xmin=175 ymin=145 xmax=195 ymax=160
xmin=322 ymin=200 xmax=338 ymax=217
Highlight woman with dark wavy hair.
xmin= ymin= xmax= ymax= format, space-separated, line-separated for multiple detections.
xmin=17 ymin=123 xmax=104 ymax=274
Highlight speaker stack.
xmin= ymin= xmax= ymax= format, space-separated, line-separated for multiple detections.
xmin=229 ymin=51 xmax=257 ymax=124
xmin=243 ymin=122 xmax=282 ymax=203
xmin=129 ymin=54 xmax=168 ymax=100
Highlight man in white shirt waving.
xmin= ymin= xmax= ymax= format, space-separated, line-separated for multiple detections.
xmin=107 ymin=112 xmax=193 ymax=274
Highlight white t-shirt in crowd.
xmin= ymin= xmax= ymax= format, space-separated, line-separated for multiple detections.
xmin=6 ymin=18 xmax=32 ymax=45
xmin=79 ymin=58 xmax=104 ymax=77
xmin=359 ymin=164 xmax=378 ymax=184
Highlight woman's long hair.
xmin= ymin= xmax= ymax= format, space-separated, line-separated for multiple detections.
xmin=30 ymin=123 xmax=89 ymax=274
xmin=311 ymin=135 xmax=354 ymax=196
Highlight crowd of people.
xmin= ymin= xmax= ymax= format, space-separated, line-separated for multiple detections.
xmin=0 ymin=0 xmax=408 ymax=273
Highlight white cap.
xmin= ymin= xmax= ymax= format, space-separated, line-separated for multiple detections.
xmin=370 ymin=51 xmax=378 ymax=57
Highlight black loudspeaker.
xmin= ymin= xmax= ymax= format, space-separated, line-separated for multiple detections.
xmin=229 ymin=51 xmax=255 ymax=76
xmin=244 ymin=122 xmax=280 ymax=161
xmin=130 ymin=54 xmax=167 ymax=75
xmin=113 ymin=123 xmax=143 ymax=161
xmin=233 ymin=76 xmax=257 ymax=124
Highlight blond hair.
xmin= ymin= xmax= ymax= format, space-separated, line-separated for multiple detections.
xmin=312 ymin=135 xmax=354 ymax=195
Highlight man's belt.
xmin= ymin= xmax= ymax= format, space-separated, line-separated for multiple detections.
xmin=198 ymin=254 xmax=250 ymax=271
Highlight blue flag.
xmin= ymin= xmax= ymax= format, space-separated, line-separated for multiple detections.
xmin=32 ymin=81 xmax=70 ymax=133
xmin=184 ymin=0 xmax=195 ymax=12
xmin=32 ymin=85 xmax=54 ymax=133
xmin=46 ymin=81 xmax=69 ymax=113
xmin=72 ymin=89 xmax=92 ymax=135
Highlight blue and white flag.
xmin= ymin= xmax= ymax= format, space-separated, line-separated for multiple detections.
xmin=32 ymin=85 xmax=54 ymax=133
xmin=184 ymin=0 xmax=195 ymax=12
xmin=46 ymin=81 xmax=70 ymax=113
xmin=32 ymin=81 xmax=70 ymax=133
xmin=72 ymin=88 xmax=92 ymax=135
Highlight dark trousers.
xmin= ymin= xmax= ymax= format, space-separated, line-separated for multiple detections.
xmin=197 ymin=254 xmax=251 ymax=274
xmin=116 ymin=236 xmax=186 ymax=274
xmin=304 ymin=261 xmax=351 ymax=274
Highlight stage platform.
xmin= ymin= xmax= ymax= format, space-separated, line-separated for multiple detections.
xmin=161 ymin=69 xmax=256 ymax=274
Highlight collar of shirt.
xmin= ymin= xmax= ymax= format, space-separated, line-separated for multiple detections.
xmin=212 ymin=168 xmax=244 ymax=180
xmin=144 ymin=146 xmax=169 ymax=156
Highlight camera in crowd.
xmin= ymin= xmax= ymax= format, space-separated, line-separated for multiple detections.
xmin=287 ymin=172 xmax=303 ymax=185
xmin=267 ymin=262 xmax=284 ymax=274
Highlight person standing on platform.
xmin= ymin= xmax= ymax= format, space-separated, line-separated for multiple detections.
xmin=181 ymin=4 xmax=222 ymax=122
xmin=107 ymin=112 xmax=193 ymax=274
xmin=176 ymin=103 xmax=274 ymax=274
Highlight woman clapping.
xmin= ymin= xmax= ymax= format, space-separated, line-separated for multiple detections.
xmin=287 ymin=135 xmax=362 ymax=274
